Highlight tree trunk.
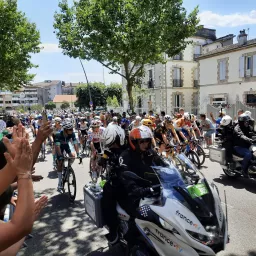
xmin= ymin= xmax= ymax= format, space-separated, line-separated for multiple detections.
xmin=127 ymin=81 xmax=134 ymax=113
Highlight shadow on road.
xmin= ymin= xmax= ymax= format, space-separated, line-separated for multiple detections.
xmin=19 ymin=188 xmax=107 ymax=256
xmin=227 ymin=251 xmax=256 ymax=256
xmin=47 ymin=170 xmax=58 ymax=179
xmin=213 ymin=175 xmax=256 ymax=194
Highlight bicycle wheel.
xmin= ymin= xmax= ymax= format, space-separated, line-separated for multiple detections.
xmin=186 ymin=151 xmax=201 ymax=169
xmin=67 ymin=167 xmax=77 ymax=202
xmin=194 ymin=144 xmax=206 ymax=166
xmin=172 ymin=156 xmax=185 ymax=173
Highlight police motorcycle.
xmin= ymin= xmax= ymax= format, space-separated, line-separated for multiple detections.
xmin=84 ymin=158 xmax=229 ymax=256
xmin=209 ymin=115 xmax=256 ymax=179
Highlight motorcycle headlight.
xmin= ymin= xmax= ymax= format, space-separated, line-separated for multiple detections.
xmin=159 ymin=218 xmax=180 ymax=235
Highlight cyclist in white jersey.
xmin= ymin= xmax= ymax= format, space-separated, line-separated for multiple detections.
xmin=88 ymin=120 xmax=105 ymax=153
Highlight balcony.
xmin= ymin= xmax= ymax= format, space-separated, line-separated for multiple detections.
xmin=148 ymin=80 xmax=154 ymax=89
xmin=194 ymin=80 xmax=199 ymax=88
xmin=194 ymin=54 xmax=201 ymax=60
xmin=173 ymin=79 xmax=183 ymax=87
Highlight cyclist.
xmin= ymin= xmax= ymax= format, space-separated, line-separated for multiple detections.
xmin=88 ymin=120 xmax=105 ymax=173
xmin=173 ymin=113 xmax=191 ymax=142
xmin=154 ymin=115 xmax=180 ymax=154
xmin=190 ymin=114 xmax=202 ymax=138
xmin=129 ymin=116 xmax=141 ymax=130
xmin=52 ymin=117 xmax=62 ymax=166
xmin=78 ymin=117 xmax=88 ymax=150
xmin=55 ymin=120 xmax=80 ymax=192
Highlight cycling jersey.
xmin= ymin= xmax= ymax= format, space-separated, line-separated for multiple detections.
xmin=88 ymin=127 xmax=105 ymax=143
xmin=79 ymin=122 xmax=88 ymax=131
xmin=154 ymin=123 xmax=168 ymax=142
xmin=55 ymin=130 xmax=78 ymax=154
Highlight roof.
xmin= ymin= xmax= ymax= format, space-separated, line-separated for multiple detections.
xmin=203 ymin=34 xmax=235 ymax=46
xmin=33 ymin=80 xmax=61 ymax=88
xmin=198 ymin=38 xmax=256 ymax=59
xmin=53 ymin=95 xmax=77 ymax=103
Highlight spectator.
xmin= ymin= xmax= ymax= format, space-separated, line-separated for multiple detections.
xmin=148 ymin=110 xmax=154 ymax=116
xmin=234 ymin=109 xmax=244 ymax=124
xmin=210 ymin=110 xmax=226 ymax=129
xmin=199 ymin=114 xmax=216 ymax=146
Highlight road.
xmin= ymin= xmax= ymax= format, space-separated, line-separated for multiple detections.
xmin=18 ymin=147 xmax=256 ymax=256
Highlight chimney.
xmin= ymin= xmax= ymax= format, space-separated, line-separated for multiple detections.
xmin=237 ymin=29 xmax=247 ymax=46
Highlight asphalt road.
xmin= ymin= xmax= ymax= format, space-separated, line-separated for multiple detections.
xmin=18 ymin=146 xmax=256 ymax=256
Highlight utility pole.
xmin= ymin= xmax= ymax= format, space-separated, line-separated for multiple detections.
xmin=79 ymin=58 xmax=93 ymax=109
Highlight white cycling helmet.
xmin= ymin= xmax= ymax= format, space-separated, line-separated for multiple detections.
xmin=54 ymin=117 xmax=62 ymax=122
xmin=164 ymin=115 xmax=172 ymax=123
xmin=135 ymin=116 xmax=142 ymax=121
xmin=184 ymin=112 xmax=191 ymax=121
xmin=101 ymin=124 xmax=125 ymax=148
xmin=220 ymin=115 xmax=232 ymax=126
xmin=91 ymin=120 xmax=100 ymax=128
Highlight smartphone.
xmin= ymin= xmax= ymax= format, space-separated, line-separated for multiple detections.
xmin=42 ymin=110 xmax=47 ymax=124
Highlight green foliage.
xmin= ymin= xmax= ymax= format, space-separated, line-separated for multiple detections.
xmin=54 ymin=0 xmax=199 ymax=111
xmin=60 ymin=101 xmax=70 ymax=109
xmin=45 ymin=101 xmax=56 ymax=110
xmin=106 ymin=96 xmax=119 ymax=108
xmin=30 ymin=104 xmax=42 ymax=111
xmin=0 ymin=0 xmax=41 ymax=90
xmin=76 ymin=82 xmax=122 ymax=110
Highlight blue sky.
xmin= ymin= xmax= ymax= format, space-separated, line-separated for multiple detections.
xmin=18 ymin=0 xmax=256 ymax=85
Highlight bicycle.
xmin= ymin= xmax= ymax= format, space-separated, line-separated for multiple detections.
xmin=89 ymin=150 xmax=104 ymax=184
xmin=179 ymin=142 xmax=201 ymax=169
xmin=61 ymin=156 xmax=79 ymax=202
xmin=189 ymin=138 xmax=206 ymax=166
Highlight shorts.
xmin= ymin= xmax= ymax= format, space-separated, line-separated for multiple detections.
xmin=60 ymin=144 xmax=71 ymax=155
xmin=93 ymin=142 xmax=102 ymax=154
xmin=204 ymin=129 xmax=215 ymax=138
xmin=80 ymin=130 xmax=87 ymax=136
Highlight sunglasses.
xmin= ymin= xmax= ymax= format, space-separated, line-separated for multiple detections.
xmin=139 ymin=138 xmax=151 ymax=144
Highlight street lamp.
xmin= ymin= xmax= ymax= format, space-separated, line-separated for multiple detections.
xmin=79 ymin=58 xmax=93 ymax=110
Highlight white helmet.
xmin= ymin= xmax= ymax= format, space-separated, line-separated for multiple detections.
xmin=101 ymin=124 xmax=125 ymax=148
xmin=54 ymin=117 xmax=62 ymax=122
xmin=62 ymin=121 xmax=73 ymax=130
xmin=244 ymin=111 xmax=252 ymax=119
xmin=184 ymin=112 xmax=191 ymax=121
xmin=220 ymin=115 xmax=232 ymax=126
xmin=135 ymin=116 xmax=141 ymax=121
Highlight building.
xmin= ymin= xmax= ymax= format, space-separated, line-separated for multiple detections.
xmin=198 ymin=29 xmax=256 ymax=118
xmin=53 ymin=95 xmax=77 ymax=109
xmin=122 ymin=28 xmax=220 ymax=115
xmin=62 ymin=82 xmax=81 ymax=95
xmin=33 ymin=80 xmax=63 ymax=105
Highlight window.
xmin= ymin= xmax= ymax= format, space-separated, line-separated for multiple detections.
xmin=194 ymin=45 xmax=201 ymax=59
xmin=247 ymin=94 xmax=256 ymax=104
xmin=173 ymin=53 xmax=182 ymax=60
xmin=148 ymin=69 xmax=154 ymax=88
xmin=194 ymin=68 xmax=199 ymax=87
xmin=173 ymin=67 xmax=182 ymax=87
xmin=219 ymin=60 xmax=226 ymax=81
xmin=174 ymin=94 xmax=182 ymax=107
xmin=240 ymin=55 xmax=256 ymax=77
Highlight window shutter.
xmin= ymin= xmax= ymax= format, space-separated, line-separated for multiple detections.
xmin=253 ymin=55 xmax=256 ymax=76
xmin=239 ymin=56 xmax=245 ymax=77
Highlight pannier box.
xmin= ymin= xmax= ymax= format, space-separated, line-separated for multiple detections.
xmin=209 ymin=146 xmax=226 ymax=165
xmin=83 ymin=184 xmax=104 ymax=228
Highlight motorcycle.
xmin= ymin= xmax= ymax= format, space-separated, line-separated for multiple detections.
xmin=209 ymin=143 xmax=256 ymax=179
xmin=84 ymin=160 xmax=229 ymax=256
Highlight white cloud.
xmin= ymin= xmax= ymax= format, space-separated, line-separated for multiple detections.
xmin=39 ymin=43 xmax=62 ymax=53
xmin=199 ymin=10 xmax=256 ymax=28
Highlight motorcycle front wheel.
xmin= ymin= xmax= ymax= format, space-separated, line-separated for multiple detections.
xmin=222 ymin=168 xmax=240 ymax=178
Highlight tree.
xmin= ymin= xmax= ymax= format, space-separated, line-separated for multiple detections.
xmin=45 ymin=101 xmax=56 ymax=110
xmin=60 ymin=101 xmax=70 ymax=109
xmin=30 ymin=104 xmax=43 ymax=111
xmin=0 ymin=0 xmax=41 ymax=91
xmin=54 ymin=0 xmax=199 ymax=112
xmin=106 ymin=96 xmax=119 ymax=108
xmin=105 ymin=83 xmax=122 ymax=106
xmin=76 ymin=82 xmax=106 ymax=110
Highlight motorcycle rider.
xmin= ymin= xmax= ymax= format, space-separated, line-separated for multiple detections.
xmin=233 ymin=113 xmax=256 ymax=177
xmin=117 ymin=126 xmax=163 ymax=219
xmin=100 ymin=124 xmax=126 ymax=245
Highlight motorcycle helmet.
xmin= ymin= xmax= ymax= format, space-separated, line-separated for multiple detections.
xmin=129 ymin=126 xmax=152 ymax=151
xmin=220 ymin=115 xmax=232 ymax=126
xmin=238 ymin=113 xmax=251 ymax=128
xmin=101 ymin=124 xmax=125 ymax=149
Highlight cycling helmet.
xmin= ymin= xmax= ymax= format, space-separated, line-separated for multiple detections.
xmin=190 ymin=114 xmax=196 ymax=122
xmin=54 ymin=117 xmax=62 ymax=122
xmin=184 ymin=112 xmax=191 ymax=121
xmin=38 ymin=114 xmax=42 ymax=120
xmin=129 ymin=126 xmax=153 ymax=151
xmin=135 ymin=116 xmax=141 ymax=121
xmin=91 ymin=120 xmax=100 ymax=128
xmin=164 ymin=115 xmax=172 ymax=123
xmin=94 ymin=116 xmax=100 ymax=120
xmin=48 ymin=114 xmax=53 ymax=120
xmin=101 ymin=124 xmax=125 ymax=149
xmin=220 ymin=115 xmax=232 ymax=126
xmin=141 ymin=119 xmax=153 ymax=127
xmin=62 ymin=121 xmax=73 ymax=130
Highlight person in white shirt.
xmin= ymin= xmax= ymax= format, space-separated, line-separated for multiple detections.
xmin=129 ymin=116 xmax=141 ymax=130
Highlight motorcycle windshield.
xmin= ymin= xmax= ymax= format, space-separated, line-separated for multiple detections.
xmin=151 ymin=162 xmax=188 ymax=204
xmin=176 ymin=153 xmax=198 ymax=174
